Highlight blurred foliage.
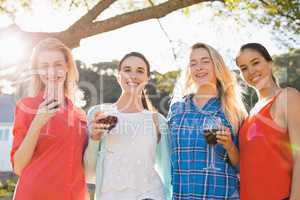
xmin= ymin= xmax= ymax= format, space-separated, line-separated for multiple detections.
xmin=153 ymin=70 xmax=180 ymax=93
xmin=0 ymin=177 xmax=16 ymax=198
xmin=273 ymin=49 xmax=300 ymax=90
xmin=208 ymin=0 xmax=300 ymax=47
xmin=77 ymin=60 xmax=121 ymax=110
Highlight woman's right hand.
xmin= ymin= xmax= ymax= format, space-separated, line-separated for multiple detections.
xmin=90 ymin=112 xmax=109 ymax=141
xmin=32 ymin=99 xmax=60 ymax=128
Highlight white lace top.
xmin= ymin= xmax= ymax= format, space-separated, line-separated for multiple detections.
xmin=84 ymin=104 xmax=171 ymax=200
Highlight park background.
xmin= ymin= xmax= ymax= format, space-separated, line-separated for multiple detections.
xmin=0 ymin=0 xmax=299 ymax=199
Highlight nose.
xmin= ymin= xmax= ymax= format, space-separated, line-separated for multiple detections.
xmin=248 ymin=66 xmax=255 ymax=75
xmin=193 ymin=64 xmax=205 ymax=72
xmin=47 ymin=67 xmax=65 ymax=77
xmin=128 ymin=71 xmax=139 ymax=80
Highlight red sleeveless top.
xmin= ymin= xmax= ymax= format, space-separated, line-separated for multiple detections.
xmin=239 ymin=92 xmax=293 ymax=200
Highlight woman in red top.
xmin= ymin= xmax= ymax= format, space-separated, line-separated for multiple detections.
xmin=10 ymin=38 xmax=89 ymax=200
xmin=236 ymin=43 xmax=300 ymax=200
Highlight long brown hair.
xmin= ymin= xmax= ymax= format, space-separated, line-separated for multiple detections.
xmin=118 ymin=52 xmax=155 ymax=111
xmin=236 ymin=42 xmax=278 ymax=85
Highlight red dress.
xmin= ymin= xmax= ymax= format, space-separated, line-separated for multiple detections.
xmin=11 ymin=92 xmax=89 ymax=200
xmin=239 ymin=93 xmax=293 ymax=200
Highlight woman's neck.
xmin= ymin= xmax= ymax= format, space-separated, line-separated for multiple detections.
xmin=195 ymin=84 xmax=218 ymax=98
xmin=193 ymin=84 xmax=218 ymax=107
xmin=257 ymin=82 xmax=280 ymax=100
xmin=115 ymin=92 xmax=144 ymax=112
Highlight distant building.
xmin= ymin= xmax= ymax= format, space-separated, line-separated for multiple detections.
xmin=0 ymin=94 xmax=16 ymax=172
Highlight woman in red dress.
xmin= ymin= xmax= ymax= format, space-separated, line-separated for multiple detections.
xmin=10 ymin=38 xmax=89 ymax=200
xmin=236 ymin=43 xmax=300 ymax=200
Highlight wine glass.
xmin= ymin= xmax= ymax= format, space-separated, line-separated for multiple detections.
xmin=203 ymin=116 xmax=222 ymax=171
xmin=97 ymin=103 xmax=118 ymax=153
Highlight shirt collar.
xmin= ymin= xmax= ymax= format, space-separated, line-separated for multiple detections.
xmin=188 ymin=94 xmax=221 ymax=115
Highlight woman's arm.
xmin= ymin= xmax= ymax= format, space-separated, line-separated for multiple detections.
xmin=83 ymin=138 xmax=100 ymax=184
xmin=155 ymin=114 xmax=172 ymax=200
xmin=13 ymin=100 xmax=60 ymax=175
xmin=285 ymin=88 xmax=300 ymax=200
xmin=83 ymin=105 xmax=107 ymax=184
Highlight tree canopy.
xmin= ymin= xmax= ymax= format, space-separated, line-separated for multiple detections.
xmin=0 ymin=0 xmax=298 ymax=55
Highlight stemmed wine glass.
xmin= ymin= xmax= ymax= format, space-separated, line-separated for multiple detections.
xmin=203 ymin=116 xmax=222 ymax=171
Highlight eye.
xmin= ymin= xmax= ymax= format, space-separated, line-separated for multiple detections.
xmin=55 ymin=63 xmax=63 ymax=67
xmin=240 ymin=67 xmax=247 ymax=71
xmin=39 ymin=64 xmax=49 ymax=68
xmin=123 ymin=68 xmax=131 ymax=72
xmin=137 ymin=69 xmax=145 ymax=74
xmin=253 ymin=61 xmax=260 ymax=66
xmin=190 ymin=63 xmax=197 ymax=67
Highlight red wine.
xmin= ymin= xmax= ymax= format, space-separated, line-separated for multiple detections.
xmin=204 ymin=128 xmax=219 ymax=145
xmin=97 ymin=116 xmax=118 ymax=131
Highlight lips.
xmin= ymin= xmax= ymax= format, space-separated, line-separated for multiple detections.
xmin=195 ymin=73 xmax=208 ymax=78
xmin=250 ymin=74 xmax=261 ymax=84
xmin=46 ymin=76 xmax=64 ymax=82
xmin=126 ymin=81 xmax=140 ymax=86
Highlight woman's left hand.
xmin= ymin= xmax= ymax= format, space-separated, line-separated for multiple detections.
xmin=216 ymin=127 xmax=235 ymax=152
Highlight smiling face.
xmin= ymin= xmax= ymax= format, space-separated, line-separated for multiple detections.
xmin=236 ymin=49 xmax=273 ymax=89
xmin=37 ymin=50 xmax=68 ymax=87
xmin=189 ymin=47 xmax=217 ymax=88
xmin=118 ymin=56 xmax=149 ymax=94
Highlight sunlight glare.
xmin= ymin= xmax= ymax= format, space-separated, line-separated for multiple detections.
xmin=0 ymin=34 xmax=26 ymax=66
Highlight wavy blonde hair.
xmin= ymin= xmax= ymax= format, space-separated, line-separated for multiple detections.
xmin=29 ymin=37 xmax=79 ymax=101
xmin=175 ymin=43 xmax=247 ymax=133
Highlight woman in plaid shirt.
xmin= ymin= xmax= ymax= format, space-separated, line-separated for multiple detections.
xmin=168 ymin=43 xmax=247 ymax=200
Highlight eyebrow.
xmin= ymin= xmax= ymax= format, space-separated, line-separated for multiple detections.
xmin=250 ymin=58 xmax=259 ymax=63
xmin=39 ymin=60 xmax=65 ymax=65
xmin=123 ymin=66 xmax=145 ymax=70
xmin=239 ymin=58 xmax=260 ymax=68
xmin=190 ymin=56 xmax=211 ymax=62
xmin=201 ymin=57 xmax=211 ymax=60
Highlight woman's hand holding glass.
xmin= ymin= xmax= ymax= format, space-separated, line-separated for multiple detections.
xmin=216 ymin=127 xmax=235 ymax=152
xmin=91 ymin=112 xmax=108 ymax=141
xmin=33 ymin=99 xmax=60 ymax=128
xmin=90 ymin=112 xmax=118 ymax=141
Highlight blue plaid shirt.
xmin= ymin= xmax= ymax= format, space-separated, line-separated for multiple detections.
xmin=167 ymin=95 xmax=239 ymax=200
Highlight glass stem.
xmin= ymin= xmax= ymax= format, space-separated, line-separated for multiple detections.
xmin=211 ymin=145 xmax=215 ymax=168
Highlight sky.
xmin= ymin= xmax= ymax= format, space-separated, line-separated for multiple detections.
xmin=0 ymin=0 xmax=299 ymax=74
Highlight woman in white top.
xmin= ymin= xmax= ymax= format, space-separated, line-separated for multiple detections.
xmin=84 ymin=52 xmax=172 ymax=200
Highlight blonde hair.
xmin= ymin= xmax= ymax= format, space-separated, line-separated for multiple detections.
xmin=29 ymin=37 xmax=79 ymax=101
xmin=175 ymin=43 xmax=247 ymax=133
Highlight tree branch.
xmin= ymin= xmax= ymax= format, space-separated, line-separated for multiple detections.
xmin=0 ymin=0 xmax=223 ymax=50
xmin=70 ymin=0 xmax=117 ymax=28
xmin=85 ymin=0 xmax=223 ymax=39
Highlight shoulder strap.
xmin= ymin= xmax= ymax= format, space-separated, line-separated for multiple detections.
xmin=264 ymin=89 xmax=283 ymax=111
xmin=152 ymin=112 xmax=161 ymax=143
